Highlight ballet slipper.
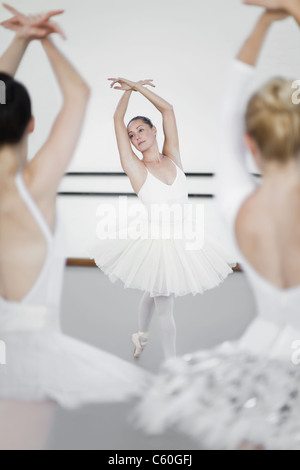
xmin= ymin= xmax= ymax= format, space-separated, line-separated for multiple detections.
xmin=131 ymin=333 xmax=148 ymax=359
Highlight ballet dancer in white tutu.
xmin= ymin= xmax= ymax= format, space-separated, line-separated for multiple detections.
xmin=0 ymin=4 xmax=150 ymax=450
xmin=89 ymin=73 xmax=236 ymax=361
xmin=135 ymin=1 xmax=300 ymax=450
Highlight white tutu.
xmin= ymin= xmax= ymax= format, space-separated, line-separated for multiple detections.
xmin=134 ymin=342 xmax=300 ymax=450
xmin=89 ymin=213 xmax=234 ymax=298
xmin=0 ymin=302 xmax=152 ymax=408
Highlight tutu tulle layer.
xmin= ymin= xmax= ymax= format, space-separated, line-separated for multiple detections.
xmin=134 ymin=343 xmax=300 ymax=450
xmin=0 ymin=330 xmax=152 ymax=408
xmin=89 ymin=217 xmax=234 ymax=298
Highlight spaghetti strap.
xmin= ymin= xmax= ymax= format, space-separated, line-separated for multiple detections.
xmin=166 ymin=156 xmax=178 ymax=168
xmin=15 ymin=171 xmax=53 ymax=245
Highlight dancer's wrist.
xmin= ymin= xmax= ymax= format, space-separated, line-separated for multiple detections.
xmin=287 ymin=0 xmax=300 ymax=14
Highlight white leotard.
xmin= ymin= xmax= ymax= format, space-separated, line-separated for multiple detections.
xmin=15 ymin=171 xmax=66 ymax=306
xmin=138 ymin=157 xmax=189 ymax=208
xmin=0 ymin=171 xmax=151 ymax=407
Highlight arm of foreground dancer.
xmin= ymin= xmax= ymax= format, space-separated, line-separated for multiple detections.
xmin=0 ymin=3 xmax=64 ymax=75
xmin=0 ymin=5 xmax=83 ymax=199
xmin=215 ymin=9 xmax=288 ymax=226
xmin=244 ymin=0 xmax=300 ymax=26
xmin=25 ymin=36 xmax=91 ymax=200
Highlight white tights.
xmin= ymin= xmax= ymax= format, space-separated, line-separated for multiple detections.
xmin=138 ymin=291 xmax=176 ymax=360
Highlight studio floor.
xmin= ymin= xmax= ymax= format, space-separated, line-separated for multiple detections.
xmin=47 ymin=266 xmax=256 ymax=450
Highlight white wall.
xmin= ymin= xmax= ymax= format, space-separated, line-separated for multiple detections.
xmin=2 ymin=0 xmax=300 ymax=172
xmin=1 ymin=0 xmax=299 ymax=257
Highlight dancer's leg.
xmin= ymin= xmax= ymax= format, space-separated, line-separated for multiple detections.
xmin=132 ymin=291 xmax=156 ymax=358
xmin=138 ymin=291 xmax=156 ymax=335
xmin=154 ymin=294 xmax=176 ymax=360
xmin=0 ymin=400 xmax=55 ymax=450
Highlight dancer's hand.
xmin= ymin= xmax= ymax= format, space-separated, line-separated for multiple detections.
xmin=262 ymin=9 xmax=291 ymax=21
xmin=0 ymin=3 xmax=66 ymax=40
xmin=243 ymin=0 xmax=296 ymax=12
xmin=108 ymin=78 xmax=155 ymax=91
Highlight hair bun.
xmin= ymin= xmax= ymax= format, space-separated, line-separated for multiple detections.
xmin=0 ymin=73 xmax=32 ymax=146
xmin=246 ymin=77 xmax=300 ymax=162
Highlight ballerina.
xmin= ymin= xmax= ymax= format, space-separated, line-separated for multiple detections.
xmin=135 ymin=1 xmax=300 ymax=450
xmin=0 ymin=4 xmax=150 ymax=450
xmin=89 ymin=73 xmax=236 ymax=361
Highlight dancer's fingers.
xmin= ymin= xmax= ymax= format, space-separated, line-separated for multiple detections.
xmin=2 ymin=3 xmax=27 ymax=20
xmin=50 ymin=21 xmax=67 ymax=40
xmin=43 ymin=10 xmax=65 ymax=20
xmin=243 ymin=0 xmax=278 ymax=6
xmin=33 ymin=10 xmax=65 ymax=26
xmin=110 ymin=80 xmax=120 ymax=87
xmin=243 ymin=0 xmax=262 ymax=5
xmin=1 ymin=22 xmax=18 ymax=31
xmin=29 ymin=26 xmax=49 ymax=38
xmin=0 ymin=17 xmax=18 ymax=26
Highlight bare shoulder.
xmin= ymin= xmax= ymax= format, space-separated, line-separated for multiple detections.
xmin=22 ymin=165 xmax=56 ymax=207
xmin=166 ymin=154 xmax=184 ymax=172
xmin=122 ymin=157 xmax=148 ymax=196
xmin=235 ymin=191 xmax=268 ymax=242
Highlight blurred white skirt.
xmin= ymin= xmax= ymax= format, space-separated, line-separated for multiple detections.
xmin=134 ymin=319 xmax=300 ymax=450
xmin=0 ymin=301 xmax=152 ymax=408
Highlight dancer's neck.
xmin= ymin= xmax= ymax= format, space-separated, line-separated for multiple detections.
xmin=0 ymin=144 xmax=26 ymax=181
xmin=142 ymin=142 xmax=163 ymax=164
xmin=261 ymin=158 xmax=300 ymax=193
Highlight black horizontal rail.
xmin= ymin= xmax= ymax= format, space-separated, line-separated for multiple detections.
xmin=65 ymin=172 xmax=215 ymax=177
xmin=58 ymin=192 xmax=214 ymax=198
xmin=65 ymin=172 xmax=261 ymax=178
xmin=59 ymin=172 xmax=260 ymax=197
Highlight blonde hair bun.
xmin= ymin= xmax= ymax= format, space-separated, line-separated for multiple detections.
xmin=246 ymin=77 xmax=300 ymax=162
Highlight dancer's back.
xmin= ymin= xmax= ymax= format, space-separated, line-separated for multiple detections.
xmin=0 ymin=169 xmax=65 ymax=305
xmin=236 ymin=180 xmax=300 ymax=291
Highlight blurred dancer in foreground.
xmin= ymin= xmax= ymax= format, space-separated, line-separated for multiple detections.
xmin=0 ymin=4 xmax=150 ymax=450
xmin=135 ymin=1 xmax=300 ymax=450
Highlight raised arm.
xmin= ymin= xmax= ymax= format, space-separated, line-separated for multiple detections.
xmin=109 ymin=78 xmax=157 ymax=172
xmin=0 ymin=34 xmax=30 ymax=76
xmin=215 ymin=9 xmax=288 ymax=227
xmin=112 ymin=88 xmax=138 ymax=172
xmin=0 ymin=5 xmax=87 ymax=200
xmin=135 ymin=82 xmax=180 ymax=164
xmin=25 ymin=37 xmax=90 ymax=200
xmin=244 ymin=0 xmax=300 ymax=26
xmin=238 ymin=6 xmax=289 ymax=65
xmin=0 ymin=4 xmax=65 ymax=75
xmin=110 ymin=77 xmax=180 ymax=166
